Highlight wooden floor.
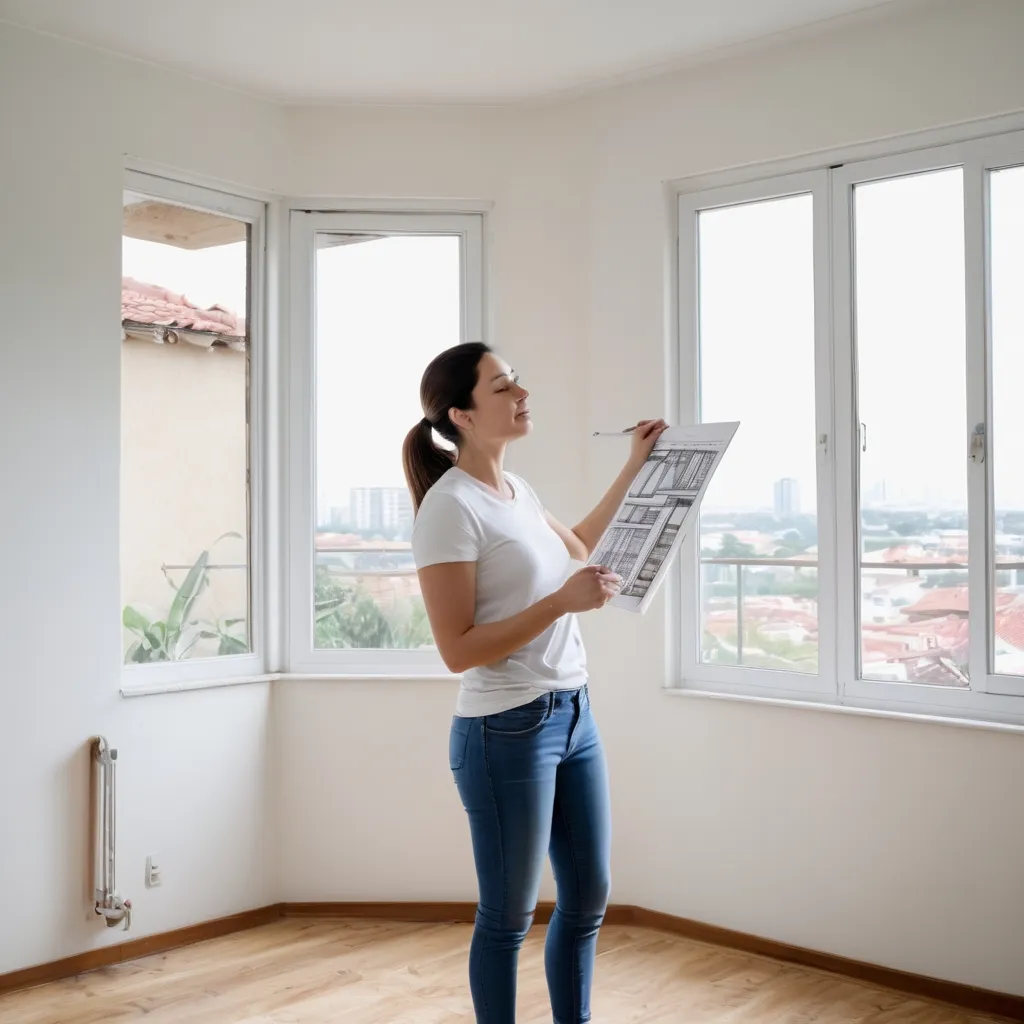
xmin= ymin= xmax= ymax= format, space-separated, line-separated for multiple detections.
xmin=0 ymin=918 xmax=1010 ymax=1024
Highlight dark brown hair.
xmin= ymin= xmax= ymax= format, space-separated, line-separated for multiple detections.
xmin=403 ymin=342 xmax=491 ymax=511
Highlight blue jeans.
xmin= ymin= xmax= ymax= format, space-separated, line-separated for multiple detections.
xmin=449 ymin=686 xmax=611 ymax=1024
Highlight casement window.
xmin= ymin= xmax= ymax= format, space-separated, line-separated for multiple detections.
xmin=287 ymin=211 xmax=485 ymax=675
xmin=677 ymin=129 xmax=1024 ymax=724
xmin=120 ymin=170 xmax=266 ymax=690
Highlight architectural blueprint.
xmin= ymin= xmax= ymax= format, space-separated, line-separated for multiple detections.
xmin=589 ymin=422 xmax=738 ymax=613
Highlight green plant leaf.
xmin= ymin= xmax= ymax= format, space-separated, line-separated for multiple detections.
xmin=217 ymin=635 xmax=249 ymax=656
xmin=167 ymin=550 xmax=210 ymax=637
xmin=315 ymin=593 xmax=351 ymax=623
xmin=134 ymin=622 xmax=167 ymax=662
xmin=172 ymin=622 xmax=205 ymax=660
xmin=129 ymin=641 xmax=161 ymax=664
xmin=122 ymin=604 xmax=152 ymax=633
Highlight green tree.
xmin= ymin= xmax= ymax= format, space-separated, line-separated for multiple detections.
xmin=314 ymin=568 xmax=433 ymax=650
xmin=718 ymin=534 xmax=757 ymax=559
xmin=773 ymin=529 xmax=808 ymax=558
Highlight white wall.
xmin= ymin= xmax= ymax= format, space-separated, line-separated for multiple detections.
xmin=0 ymin=23 xmax=287 ymax=975
xmin=577 ymin=0 xmax=1024 ymax=997
xmin=4 ymin=0 xmax=1024 ymax=1000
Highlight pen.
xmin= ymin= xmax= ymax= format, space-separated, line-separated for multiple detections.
xmin=591 ymin=426 xmax=639 ymax=437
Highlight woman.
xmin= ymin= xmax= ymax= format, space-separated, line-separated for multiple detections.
xmin=403 ymin=341 xmax=666 ymax=1024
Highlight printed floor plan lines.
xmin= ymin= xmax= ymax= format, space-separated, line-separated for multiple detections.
xmin=590 ymin=423 xmax=738 ymax=613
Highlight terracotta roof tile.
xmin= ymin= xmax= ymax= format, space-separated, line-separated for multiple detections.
xmin=121 ymin=276 xmax=244 ymax=337
xmin=902 ymin=586 xmax=1016 ymax=618
xmin=995 ymin=601 xmax=1024 ymax=650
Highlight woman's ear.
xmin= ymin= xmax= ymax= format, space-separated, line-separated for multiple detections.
xmin=449 ymin=406 xmax=471 ymax=432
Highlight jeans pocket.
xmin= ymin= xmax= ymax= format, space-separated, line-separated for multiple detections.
xmin=485 ymin=694 xmax=554 ymax=736
xmin=449 ymin=716 xmax=472 ymax=771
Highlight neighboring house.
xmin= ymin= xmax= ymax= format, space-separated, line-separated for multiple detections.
xmin=120 ymin=276 xmax=249 ymax=658
xmin=861 ymin=585 xmax=1024 ymax=685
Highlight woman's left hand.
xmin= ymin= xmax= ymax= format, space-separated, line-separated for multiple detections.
xmin=628 ymin=419 xmax=669 ymax=468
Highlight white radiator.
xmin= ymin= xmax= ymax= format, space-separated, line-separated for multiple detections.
xmin=91 ymin=736 xmax=131 ymax=930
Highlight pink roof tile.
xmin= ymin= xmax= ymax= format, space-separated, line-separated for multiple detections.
xmin=904 ymin=587 xmax=1016 ymax=618
xmin=995 ymin=601 xmax=1024 ymax=650
xmin=121 ymin=277 xmax=244 ymax=337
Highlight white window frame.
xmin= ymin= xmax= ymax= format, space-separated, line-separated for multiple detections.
xmin=835 ymin=132 xmax=1024 ymax=721
xmin=675 ymin=125 xmax=1024 ymax=726
xmin=677 ymin=171 xmax=837 ymax=703
xmin=287 ymin=209 xmax=486 ymax=676
xmin=120 ymin=169 xmax=268 ymax=692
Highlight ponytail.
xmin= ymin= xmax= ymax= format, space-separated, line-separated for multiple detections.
xmin=404 ymin=341 xmax=491 ymax=513
xmin=403 ymin=418 xmax=455 ymax=512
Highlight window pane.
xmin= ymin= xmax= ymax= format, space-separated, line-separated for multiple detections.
xmin=697 ymin=194 xmax=819 ymax=673
xmin=121 ymin=194 xmax=251 ymax=663
xmin=991 ymin=165 xmax=1024 ymax=676
xmin=853 ymin=168 xmax=968 ymax=685
xmin=314 ymin=234 xmax=460 ymax=650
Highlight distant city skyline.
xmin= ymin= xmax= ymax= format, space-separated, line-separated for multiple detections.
xmin=319 ymin=485 xmax=413 ymax=535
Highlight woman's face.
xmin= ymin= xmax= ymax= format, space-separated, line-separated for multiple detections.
xmin=457 ymin=352 xmax=531 ymax=444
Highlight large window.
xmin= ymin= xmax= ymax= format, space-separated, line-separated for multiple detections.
xmin=120 ymin=172 xmax=264 ymax=687
xmin=678 ymin=129 xmax=1024 ymax=722
xmin=289 ymin=211 xmax=485 ymax=675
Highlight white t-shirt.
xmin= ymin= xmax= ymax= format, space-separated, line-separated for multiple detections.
xmin=412 ymin=467 xmax=587 ymax=717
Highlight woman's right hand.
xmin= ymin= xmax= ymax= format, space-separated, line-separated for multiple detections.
xmin=557 ymin=565 xmax=622 ymax=613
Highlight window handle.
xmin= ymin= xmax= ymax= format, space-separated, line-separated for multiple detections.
xmin=859 ymin=422 xmax=867 ymax=453
xmin=970 ymin=423 xmax=986 ymax=464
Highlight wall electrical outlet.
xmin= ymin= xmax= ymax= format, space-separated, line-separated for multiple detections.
xmin=145 ymin=855 xmax=162 ymax=888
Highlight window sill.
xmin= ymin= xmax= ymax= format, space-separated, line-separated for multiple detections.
xmin=277 ymin=672 xmax=463 ymax=682
xmin=664 ymin=685 xmax=1024 ymax=736
xmin=120 ymin=674 xmax=279 ymax=698
xmin=119 ymin=671 xmax=462 ymax=697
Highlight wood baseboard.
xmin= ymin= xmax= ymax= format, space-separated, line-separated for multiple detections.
xmin=0 ymin=905 xmax=282 ymax=996
xmin=3 ymin=901 xmax=1022 ymax=1021
xmin=627 ymin=907 xmax=1024 ymax=1022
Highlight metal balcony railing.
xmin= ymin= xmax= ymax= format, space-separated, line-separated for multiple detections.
xmin=700 ymin=556 xmax=818 ymax=664
xmin=699 ymin=554 xmax=1024 ymax=664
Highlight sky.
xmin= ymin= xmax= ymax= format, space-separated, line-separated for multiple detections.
xmin=315 ymin=235 xmax=461 ymax=515
xmin=991 ymin=166 xmax=1024 ymax=517
xmin=698 ymin=193 xmax=817 ymax=514
xmin=121 ymin=169 xmax=1024 ymax=522
xmin=122 ymin=236 xmax=248 ymax=317
xmin=698 ymin=165 xmax=1024 ymax=516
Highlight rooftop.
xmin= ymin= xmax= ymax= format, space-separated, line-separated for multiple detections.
xmin=121 ymin=277 xmax=245 ymax=350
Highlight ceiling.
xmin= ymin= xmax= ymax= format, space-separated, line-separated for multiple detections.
xmin=0 ymin=0 xmax=902 ymax=104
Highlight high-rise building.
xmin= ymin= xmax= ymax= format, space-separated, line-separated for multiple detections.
xmin=774 ymin=477 xmax=800 ymax=516
xmin=350 ymin=487 xmax=414 ymax=533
